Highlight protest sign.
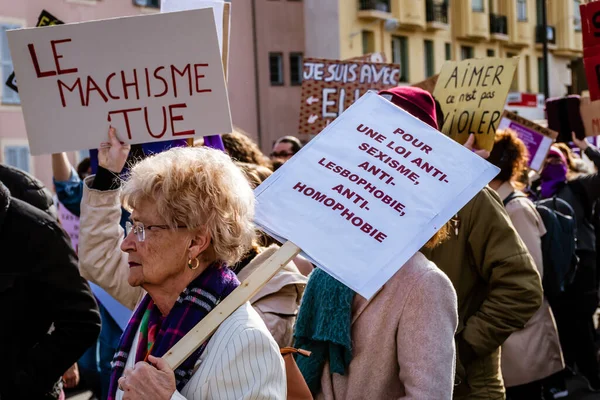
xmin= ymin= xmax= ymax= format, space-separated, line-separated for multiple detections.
xmin=580 ymin=95 xmax=600 ymax=138
xmin=58 ymin=201 xmax=79 ymax=251
xmin=433 ymin=57 xmax=519 ymax=152
xmin=581 ymin=1 xmax=600 ymax=101
xmin=497 ymin=110 xmax=557 ymax=172
xmin=7 ymin=8 xmax=231 ymax=155
xmin=258 ymin=91 xmax=499 ymax=298
xmin=298 ymin=58 xmax=401 ymax=135
xmin=4 ymin=10 xmax=64 ymax=94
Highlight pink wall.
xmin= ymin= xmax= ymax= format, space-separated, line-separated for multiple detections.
xmin=254 ymin=0 xmax=304 ymax=152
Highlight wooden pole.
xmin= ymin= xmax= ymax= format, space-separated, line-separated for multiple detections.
xmin=162 ymin=241 xmax=302 ymax=369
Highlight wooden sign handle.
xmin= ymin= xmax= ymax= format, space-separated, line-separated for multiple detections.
xmin=162 ymin=241 xmax=302 ymax=369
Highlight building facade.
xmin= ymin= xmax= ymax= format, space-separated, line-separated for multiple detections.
xmin=305 ymin=0 xmax=583 ymax=101
xmin=0 ymin=0 xmax=305 ymax=188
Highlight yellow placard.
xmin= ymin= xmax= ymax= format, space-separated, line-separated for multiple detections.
xmin=433 ymin=57 xmax=519 ymax=151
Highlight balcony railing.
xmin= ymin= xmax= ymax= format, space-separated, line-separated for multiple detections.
xmin=535 ymin=25 xmax=556 ymax=44
xmin=426 ymin=1 xmax=448 ymax=24
xmin=489 ymin=13 xmax=508 ymax=35
xmin=358 ymin=0 xmax=390 ymax=12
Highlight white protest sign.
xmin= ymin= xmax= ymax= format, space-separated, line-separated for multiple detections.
xmin=255 ymin=92 xmax=499 ymax=299
xmin=7 ymin=9 xmax=231 ymax=155
xmin=160 ymin=0 xmax=225 ymax=56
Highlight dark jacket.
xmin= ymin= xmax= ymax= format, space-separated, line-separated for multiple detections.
xmin=0 ymin=182 xmax=101 ymax=400
xmin=421 ymin=187 xmax=542 ymax=398
xmin=0 ymin=164 xmax=57 ymax=219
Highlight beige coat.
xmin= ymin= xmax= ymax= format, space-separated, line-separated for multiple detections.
xmin=497 ymin=182 xmax=564 ymax=387
xmin=317 ymin=252 xmax=458 ymax=400
xmin=78 ymin=177 xmax=306 ymax=347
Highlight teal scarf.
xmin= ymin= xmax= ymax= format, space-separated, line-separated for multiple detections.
xmin=294 ymin=268 xmax=355 ymax=395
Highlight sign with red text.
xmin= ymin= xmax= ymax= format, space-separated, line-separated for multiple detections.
xmin=298 ymin=58 xmax=400 ymax=135
xmin=256 ymin=92 xmax=499 ymax=298
xmin=580 ymin=95 xmax=600 ymax=138
xmin=7 ymin=8 xmax=231 ymax=155
xmin=581 ymin=1 xmax=600 ymax=101
xmin=433 ymin=57 xmax=519 ymax=152
xmin=497 ymin=111 xmax=557 ymax=172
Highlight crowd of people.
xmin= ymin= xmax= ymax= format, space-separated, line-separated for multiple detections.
xmin=2 ymin=86 xmax=600 ymax=400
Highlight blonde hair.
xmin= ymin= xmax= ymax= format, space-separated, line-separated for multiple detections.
xmin=121 ymin=147 xmax=256 ymax=265
xmin=235 ymin=162 xmax=273 ymax=189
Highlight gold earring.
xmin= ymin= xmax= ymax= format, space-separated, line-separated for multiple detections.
xmin=188 ymin=258 xmax=200 ymax=270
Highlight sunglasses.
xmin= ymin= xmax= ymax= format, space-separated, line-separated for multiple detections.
xmin=270 ymin=151 xmax=295 ymax=158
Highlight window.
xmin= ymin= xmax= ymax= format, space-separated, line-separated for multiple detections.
xmin=574 ymin=0 xmax=582 ymax=32
xmin=4 ymin=145 xmax=30 ymax=173
xmin=133 ymin=0 xmax=160 ymax=7
xmin=517 ymin=0 xmax=527 ymax=21
xmin=460 ymin=45 xmax=474 ymax=60
xmin=289 ymin=52 xmax=303 ymax=86
xmin=1 ymin=23 xmax=20 ymax=105
xmin=445 ymin=43 xmax=452 ymax=61
xmin=487 ymin=49 xmax=496 ymax=57
xmin=424 ymin=40 xmax=435 ymax=78
xmin=472 ymin=0 xmax=484 ymax=12
xmin=537 ymin=57 xmax=546 ymax=94
xmin=361 ymin=31 xmax=375 ymax=55
xmin=269 ymin=53 xmax=284 ymax=85
xmin=391 ymin=36 xmax=409 ymax=82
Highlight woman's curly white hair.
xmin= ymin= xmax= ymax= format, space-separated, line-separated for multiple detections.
xmin=121 ymin=146 xmax=256 ymax=265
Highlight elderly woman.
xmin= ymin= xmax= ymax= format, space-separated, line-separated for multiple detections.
xmin=78 ymin=129 xmax=285 ymax=400
xmin=487 ymin=130 xmax=564 ymax=399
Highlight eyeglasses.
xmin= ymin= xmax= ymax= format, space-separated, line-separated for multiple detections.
xmin=125 ymin=221 xmax=187 ymax=242
xmin=270 ymin=151 xmax=295 ymax=158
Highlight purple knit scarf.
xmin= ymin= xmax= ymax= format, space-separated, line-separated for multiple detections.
xmin=540 ymin=163 xmax=567 ymax=199
xmin=107 ymin=263 xmax=239 ymax=399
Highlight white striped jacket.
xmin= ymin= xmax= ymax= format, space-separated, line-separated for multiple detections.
xmin=116 ymin=303 xmax=287 ymax=400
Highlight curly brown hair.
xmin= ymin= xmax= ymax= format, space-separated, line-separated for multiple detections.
xmin=235 ymin=162 xmax=273 ymax=189
xmin=222 ymin=127 xmax=273 ymax=170
xmin=487 ymin=129 xmax=529 ymax=185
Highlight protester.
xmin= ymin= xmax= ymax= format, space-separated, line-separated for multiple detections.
xmin=487 ymin=130 xmax=565 ymax=399
xmin=0 ymin=163 xmax=57 ymax=219
xmin=0 ymin=173 xmax=101 ymax=400
xmin=222 ymin=127 xmax=273 ymax=170
xmin=294 ymin=87 xmax=458 ymax=399
xmin=52 ymin=151 xmax=132 ymax=400
xmin=78 ymin=128 xmax=285 ymax=399
xmin=271 ymin=135 xmax=302 ymax=163
xmin=390 ymin=86 xmax=543 ymax=399
xmin=537 ymin=133 xmax=600 ymax=390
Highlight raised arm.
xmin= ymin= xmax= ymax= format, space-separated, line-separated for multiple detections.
xmin=79 ymin=128 xmax=143 ymax=309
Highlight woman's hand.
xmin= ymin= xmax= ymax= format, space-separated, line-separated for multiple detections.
xmin=572 ymin=131 xmax=589 ymax=151
xmin=99 ymin=127 xmax=131 ymax=173
xmin=464 ymin=134 xmax=490 ymax=159
xmin=119 ymin=355 xmax=177 ymax=400
xmin=62 ymin=363 xmax=80 ymax=389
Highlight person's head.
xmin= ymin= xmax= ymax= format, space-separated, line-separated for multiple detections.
xmin=378 ymin=86 xmax=438 ymax=130
xmin=487 ymin=129 xmax=529 ymax=188
xmin=271 ymin=136 xmax=302 ymax=163
xmin=119 ymin=147 xmax=256 ymax=292
xmin=77 ymin=157 xmax=92 ymax=180
xmin=553 ymin=142 xmax=578 ymax=173
xmin=235 ymin=162 xmax=273 ymax=189
xmin=539 ymin=146 xmax=568 ymax=198
xmin=0 ymin=164 xmax=57 ymax=219
xmin=222 ymin=127 xmax=272 ymax=169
